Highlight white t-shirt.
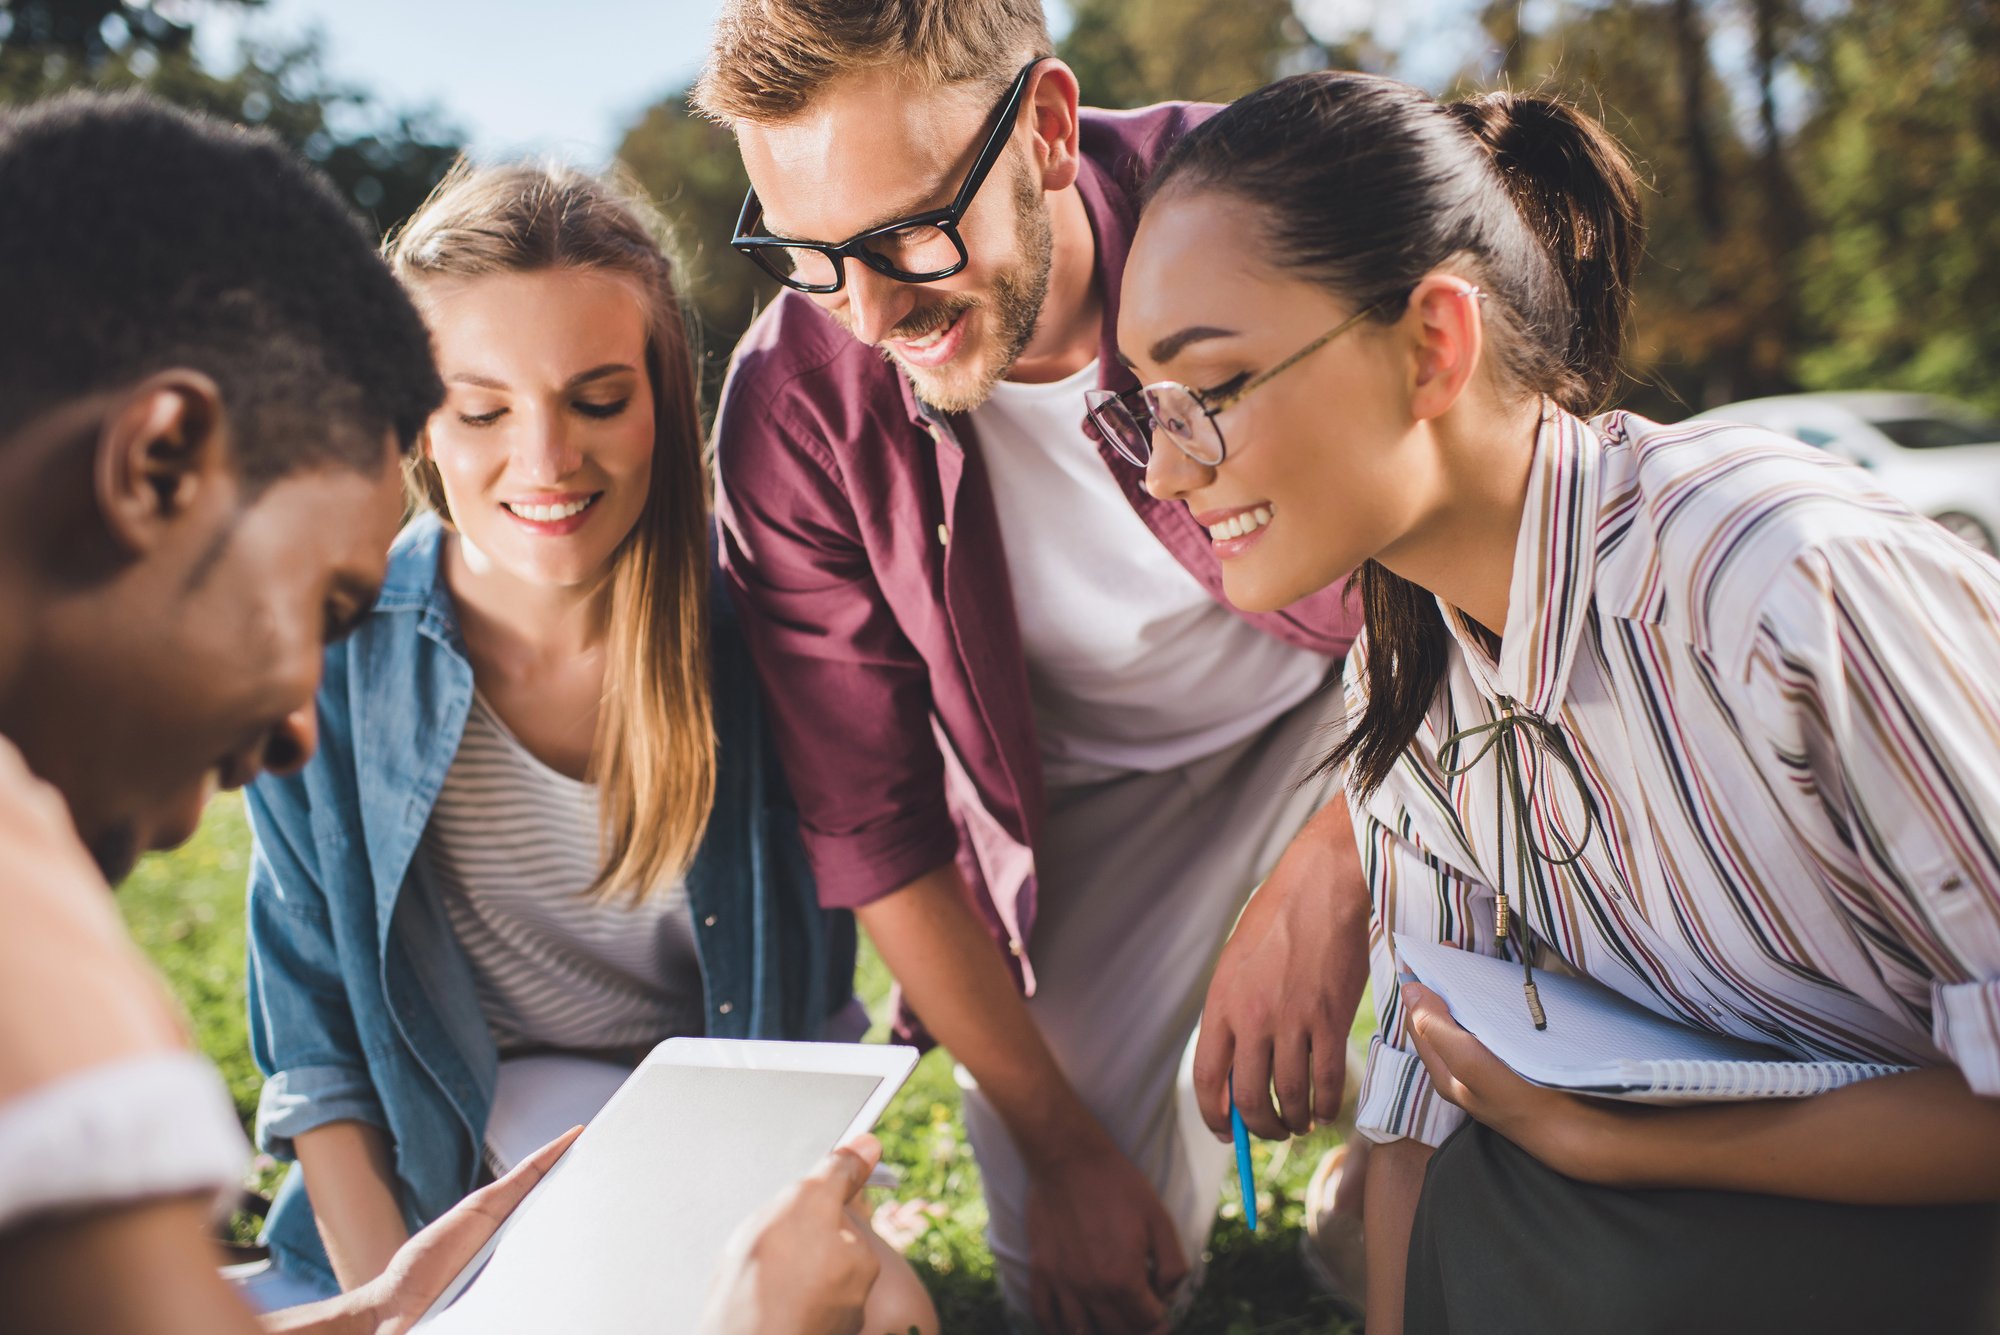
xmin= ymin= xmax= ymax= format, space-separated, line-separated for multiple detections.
xmin=0 ymin=1053 xmax=247 ymax=1235
xmin=419 ymin=694 xmax=706 ymax=1054
xmin=970 ymin=360 xmax=1333 ymax=786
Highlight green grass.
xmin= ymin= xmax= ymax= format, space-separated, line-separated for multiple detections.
xmin=122 ymin=793 xmax=1360 ymax=1333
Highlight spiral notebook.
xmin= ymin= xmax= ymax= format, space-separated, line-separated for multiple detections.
xmin=1393 ymin=934 xmax=1911 ymax=1101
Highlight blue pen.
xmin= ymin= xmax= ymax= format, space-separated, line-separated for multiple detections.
xmin=1228 ymin=1073 xmax=1257 ymax=1232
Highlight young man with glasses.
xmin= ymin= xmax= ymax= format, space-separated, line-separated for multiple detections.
xmin=695 ymin=3 xmax=1375 ymax=1327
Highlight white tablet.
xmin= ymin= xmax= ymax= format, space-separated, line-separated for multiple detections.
xmin=416 ymin=1038 xmax=919 ymax=1334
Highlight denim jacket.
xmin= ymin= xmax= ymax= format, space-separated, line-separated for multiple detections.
xmin=243 ymin=514 xmax=853 ymax=1293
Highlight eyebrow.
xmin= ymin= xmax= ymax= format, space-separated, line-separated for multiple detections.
xmin=1147 ymin=326 xmax=1241 ymax=365
xmin=446 ymin=363 xmax=638 ymax=392
xmin=764 ymin=184 xmax=950 ymax=246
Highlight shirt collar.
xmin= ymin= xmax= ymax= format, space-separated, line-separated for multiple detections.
xmin=1440 ymin=406 xmax=1607 ymax=717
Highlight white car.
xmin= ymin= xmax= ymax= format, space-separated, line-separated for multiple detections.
xmin=1689 ymin=392 xmax=2000 ymax=555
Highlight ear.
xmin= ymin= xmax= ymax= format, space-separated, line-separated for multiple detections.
xmin=1024 ymin=59 xmax=1084 ymax=193
xmin=93 ymin=370 xmax=233 ymax=557
xmin=1404 ymin=275 xmax=1486 ymax=423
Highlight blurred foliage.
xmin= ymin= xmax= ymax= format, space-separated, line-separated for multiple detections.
xmin=614 ymin=0 xmax=2000 ymax=421
xmin=1791 ymin=0 xmax=2000 ymax=415
xmin=615 ymin=92 xmax=777 ymax=413
xmin=0 ymin=0 xmax=462 ymax=236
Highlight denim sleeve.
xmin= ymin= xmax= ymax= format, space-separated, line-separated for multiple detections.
xmin=244 ymin=779 xmax=386 ymax=1160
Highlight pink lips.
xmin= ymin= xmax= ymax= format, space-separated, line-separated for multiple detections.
xmin=887 ymin=309 xmax=970 ymax=370
xmin=1191 ymin=503 xmax=1275 ymax=559
xmin=501 ymin=492 xmax=601 ymax=538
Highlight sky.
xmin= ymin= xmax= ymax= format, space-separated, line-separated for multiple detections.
xmin=180 ymin=0 xmax=1577 ymax=169
xmin=190 ymin=0 xmax=738 ymax=167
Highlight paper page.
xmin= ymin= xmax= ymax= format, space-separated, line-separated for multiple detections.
xmin=1394 ymin=934 xmax=1786 ymax=1087
xmin=422 ymin=1065 xmax=881 ymax=1334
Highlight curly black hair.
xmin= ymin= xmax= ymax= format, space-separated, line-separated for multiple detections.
xmin=0 ymin=91 xmax=442 ymax=487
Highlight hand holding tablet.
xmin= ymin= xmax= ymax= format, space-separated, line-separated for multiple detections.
xmin=416 ymin=1039 xmax=919 ymax=1334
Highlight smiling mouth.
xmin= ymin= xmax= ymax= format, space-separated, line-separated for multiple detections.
xmin=503 ymin=494 xmax=600 ymax=522
xmin=1207 ymin=505 xmax=1274 ymax=541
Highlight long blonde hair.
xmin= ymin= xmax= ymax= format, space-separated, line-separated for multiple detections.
xmin=385 ymin=160 xmax=715 ymax=902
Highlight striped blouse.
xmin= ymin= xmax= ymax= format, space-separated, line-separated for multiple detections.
xmin=1351 ymin=406 xmax=2000 ymax=1147
xmin=417 ymin=694 xmax=706 ymax=1056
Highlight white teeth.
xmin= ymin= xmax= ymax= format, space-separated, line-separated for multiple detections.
xmin=1209 ymin=505 xmax=1274 ymax=542
xmin=505 ymin=496 xmax=595 ymax=522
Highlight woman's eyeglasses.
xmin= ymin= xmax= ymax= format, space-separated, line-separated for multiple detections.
xmin=1083 ymin=299 xmax=1393 ymax=469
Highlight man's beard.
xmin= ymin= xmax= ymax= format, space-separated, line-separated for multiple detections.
xmin=852 ymin=159 xmax=1056 ymax=415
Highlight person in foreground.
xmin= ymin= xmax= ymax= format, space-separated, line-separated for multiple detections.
xmin=695 ymin=4 xmax=1368 ymax=1324
xmin=1106 ymin=71 xmax=2000 ymax=1335
xmin=240 ymin=159 xmax=932 ymax=1333
xmin=0 ymin=93 xmax=890 ymax=1335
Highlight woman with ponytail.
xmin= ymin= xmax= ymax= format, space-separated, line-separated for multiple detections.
xmin=237 ymin=161 xmax=935 ymax=1334
xmin=1097 ymin=72 xmax=2000 ymax=1334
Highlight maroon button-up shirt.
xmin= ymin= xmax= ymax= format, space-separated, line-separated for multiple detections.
xmin=713 ymin=102 xmax=1360 ymax=995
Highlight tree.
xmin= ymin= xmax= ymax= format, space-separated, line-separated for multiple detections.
xmin=1792 ymin=0 xmax=2000 ymax=414
xmin=0 ymin=0 xmax=462 ymax=236
xmin=615 ymin=93 xmax=776 ymax=411
xmin=1058 ymin=0 xmax=1317 ymax=108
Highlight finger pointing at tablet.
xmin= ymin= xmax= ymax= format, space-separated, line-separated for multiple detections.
xmin=698 ymin=1134 xmax=886 ymax=1335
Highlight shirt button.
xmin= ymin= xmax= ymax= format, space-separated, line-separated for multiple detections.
xmin=936 ymin=523 xmax=949 ymax=547
xmin=703 ymin=914 xmax=718 ymax=927
xmin=718 ymin=1001 xmax=734 ymax=1015
xmin=1007 ymin=939 xmax=1023 ymax=957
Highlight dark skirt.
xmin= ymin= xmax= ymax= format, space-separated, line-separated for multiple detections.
xmin=1404 ymin=1120 xmax=2000 ymax=1335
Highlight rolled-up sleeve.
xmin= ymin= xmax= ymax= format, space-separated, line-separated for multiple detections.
xmin=713 ymin=369 xmax=956 ymax=908
xmin=244 ymin=780 xmax=386 ymax=1159
xmin=1747 ymin=542 xmax=2000 ymax=1098
xmin=1934 ymin=980 xmax=2000 ymax=1095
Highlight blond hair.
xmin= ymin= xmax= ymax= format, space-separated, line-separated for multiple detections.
xmin=384 ymin=160 xmax=715 ymax=904
xmin=691 ymin=0 xmax=1053 ymax=124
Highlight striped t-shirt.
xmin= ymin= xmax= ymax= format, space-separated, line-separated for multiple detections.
xmin=1352 ymin=406 xmax=2000 ymax=1147
xmin=417 ymin=694 xmax=706 ymax=1055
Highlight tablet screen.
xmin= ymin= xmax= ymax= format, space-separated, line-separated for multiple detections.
xmin=420 ymin=1060 xmax=890 ymax=1333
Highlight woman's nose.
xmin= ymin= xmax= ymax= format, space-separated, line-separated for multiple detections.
xmin=517 ymin=412 xmax=581 ymax=484
xmin=1144 ymin=437 xmax=1214 ymax=501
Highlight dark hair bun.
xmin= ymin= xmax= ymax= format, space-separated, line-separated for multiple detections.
xmin=1450 ymin=92 xmax=1644 ymax=413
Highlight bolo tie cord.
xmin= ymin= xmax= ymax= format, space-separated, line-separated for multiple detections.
xmin=1435 ymin=696 xmax=1601 ymax=1031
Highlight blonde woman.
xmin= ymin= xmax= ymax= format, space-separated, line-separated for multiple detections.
xmin=241 ymin=162 xmax=934 ymax=1333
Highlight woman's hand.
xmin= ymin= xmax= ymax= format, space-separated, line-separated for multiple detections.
xmin=358 ymin=1126 xmax=583 ymax=1335
xmin=1398 ymin=980 xmax=1613 ymax=1179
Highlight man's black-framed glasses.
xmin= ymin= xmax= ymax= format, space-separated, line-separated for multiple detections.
xmin=730 ymin=57 xmax=1047 ymax=295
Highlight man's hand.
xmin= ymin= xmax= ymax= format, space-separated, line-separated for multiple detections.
xmin=696 ymin=1136 xmax=883 ymax=1335
xmin=1194 ymin=799 xmax=1370 ymax=1141
xmin=1026 ymin=1138 xmax=1188 ymax=1335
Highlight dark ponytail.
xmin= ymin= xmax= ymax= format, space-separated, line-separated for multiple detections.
xmin=1449 ymin=93 xmax=1643 ymax=415
xmin=1145 ymin=74 xmax=1646 ymax=795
